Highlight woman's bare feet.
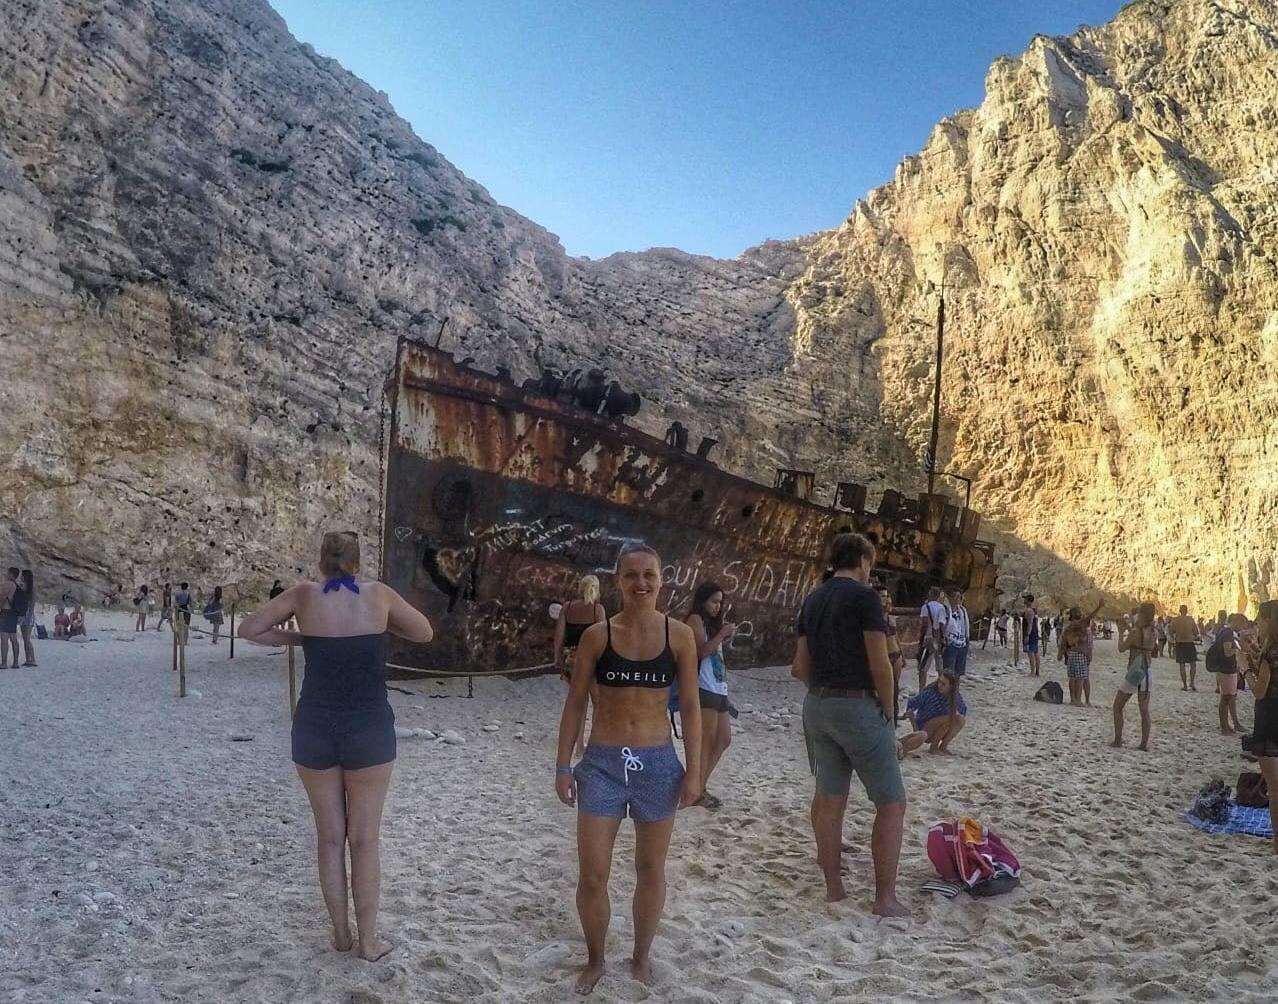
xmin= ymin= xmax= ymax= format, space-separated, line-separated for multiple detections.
xmin=825 ymin=882 xmax=848 ymax=903
xmin=358 ymin=937 xmax=393 ymax=962
xmin=333 ymin=928 xmax=354 ymax=952
xmin=575 ymin=962 xmax=605 ymax=995
xmin=629 ymin=956 xmax=654 ymax=985
xmin=872 ymin=896 xmax=910 ymax=919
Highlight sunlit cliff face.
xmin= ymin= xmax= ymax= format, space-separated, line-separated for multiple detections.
xmin=776 ymin=0 xmax=1278 ymax=615
xmin=3 ymin=0 xmax=1276 ymax=615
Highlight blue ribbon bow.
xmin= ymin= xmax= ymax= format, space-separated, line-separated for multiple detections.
xmin=322 ymin=575 xmax=360 ymax=594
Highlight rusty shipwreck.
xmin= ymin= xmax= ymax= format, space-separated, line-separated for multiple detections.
xmin=380 ymin=336 xmax=999 ymax=677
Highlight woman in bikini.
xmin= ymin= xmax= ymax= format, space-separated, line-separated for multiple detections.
xmin=877 ymin=585 xmax=904 ymax=720
xmin=238 ymin=531 xmax=433 ymax=961
xmin=686 ymin=581 xmax=736 ymax=810
xmin=1113 ymin=602 xmax=1156 ymax=750
xmin=554 ymin=576 xmax=606 ymax=755
xmin=555 ymin=542 xmax=701 ymax=994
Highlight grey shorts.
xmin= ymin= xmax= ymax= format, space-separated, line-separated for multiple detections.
xmin=802 ymin=692 xmax=905 ymax=806
xmin=575 ymin=743 xmax=684 ymax=823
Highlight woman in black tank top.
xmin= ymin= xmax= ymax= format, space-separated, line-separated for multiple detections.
xmin=553 ymin=542 xmax=702 ymax=993
xmin=238 ymin=531 xmax=433 ymax=963
xmin=555 ymin=576 xmax=607 ymax=758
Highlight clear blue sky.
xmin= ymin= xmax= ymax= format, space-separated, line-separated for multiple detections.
xmin=270 ymin=0 xmax=1127 ymax=260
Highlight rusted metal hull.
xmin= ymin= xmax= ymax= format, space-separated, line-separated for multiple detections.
xmin=381 ymin=337 xmax=998 ymax=676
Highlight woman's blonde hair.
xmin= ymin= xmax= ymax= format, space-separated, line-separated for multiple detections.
xmin=319 ymin=531 xmax=360 ymax=578
xmin=579 ymin=575 xmax=600 ymax=603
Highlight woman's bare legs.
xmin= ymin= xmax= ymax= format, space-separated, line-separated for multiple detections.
xmin=631 ymin=816 xmax=676 ymax=985
xmin=699 ymin=709 xmax=731 ymax=794
xmin=576 ymin=811 xmax=623 ymax=994
xmin=344 ymin=762 xmax=395 ymax=961
xmin=20 ymin=624 xmax=36 ymax=665
xmin=937 ymin=715 xmax=965 ymax=752
xmin=296 ymin=765 xmax=353 ymax=951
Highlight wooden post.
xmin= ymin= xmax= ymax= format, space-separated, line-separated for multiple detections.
xmin=288 ymin=644 xmax=297 ymax=717
xmin=229 ymin=603 xmax=236 ymax=660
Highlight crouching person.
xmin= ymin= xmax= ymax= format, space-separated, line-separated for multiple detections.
xmin=906 ymin=672 xmax=967 ymax=754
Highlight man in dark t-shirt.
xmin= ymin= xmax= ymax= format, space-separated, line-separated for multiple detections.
xmin=792 ymin=532 xmax=909 ymax=919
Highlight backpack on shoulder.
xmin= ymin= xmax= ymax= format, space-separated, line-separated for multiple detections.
xmin=1204 ymin=637 xmax=1234 ymax=673
xmin=1033 ymin=681 xmax=1064 ymax=704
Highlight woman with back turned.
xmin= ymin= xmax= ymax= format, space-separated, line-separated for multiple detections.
xmin=555 ymin=542 xmax=701 ymax=994
xmin=238 ymin=531 xmax=433 ymax=960
xmin=554 ymin=575 xmax=606 ymax=756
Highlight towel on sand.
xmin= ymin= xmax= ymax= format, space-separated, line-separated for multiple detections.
xmin=1183 ymin=801 xmax=1273 ymax=839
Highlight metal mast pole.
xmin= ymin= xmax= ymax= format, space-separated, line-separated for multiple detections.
xmin=926 ymin=287 xmax=945 ymax=496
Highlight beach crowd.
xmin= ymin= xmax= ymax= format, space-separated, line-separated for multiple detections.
xmin=11 ymin=531 xmax=1278 ymax=996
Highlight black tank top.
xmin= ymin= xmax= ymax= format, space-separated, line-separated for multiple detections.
xmin=563 ymin=603 xmax=603 ymax=648
xmin=299 ymin=633 xmax=389 ymax=709
xmin=596 ymin=616 xmax=677 ymax=688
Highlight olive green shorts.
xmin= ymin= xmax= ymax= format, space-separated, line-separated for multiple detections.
xmin=802 ymin=692 xmax=905 ymax=806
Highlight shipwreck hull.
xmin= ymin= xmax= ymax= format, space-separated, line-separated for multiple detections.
xmin=381 ymin=337 xmax=998 ymax=676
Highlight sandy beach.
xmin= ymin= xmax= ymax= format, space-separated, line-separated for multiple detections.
xmin=2 ymin=611 xmax=1276 ymax=1003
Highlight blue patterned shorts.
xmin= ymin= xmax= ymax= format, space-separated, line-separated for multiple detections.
xmin=575 ymin=743 xmax=684 ymax=823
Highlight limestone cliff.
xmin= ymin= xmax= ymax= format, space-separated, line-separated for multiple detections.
xmin=783 ymin=0 xmax=1278 ymax=614
xmin=2 ymin=0 xmax=1276 ymax=616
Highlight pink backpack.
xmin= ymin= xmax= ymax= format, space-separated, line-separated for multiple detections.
xmin=927 ymin=818 xmax=1021 ymax=892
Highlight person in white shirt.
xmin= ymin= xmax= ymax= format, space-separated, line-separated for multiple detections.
xmin=942 ymin=589 xmax=971 ymax=678
xmin=917 ymin=587 xmax=949 ymax=691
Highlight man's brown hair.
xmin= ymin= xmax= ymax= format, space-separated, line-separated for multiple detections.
xmin=829 ymin=532 xmax=874 ymax=572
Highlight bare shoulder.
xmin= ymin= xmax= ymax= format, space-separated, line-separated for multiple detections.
xmin=668 ymin=616 xmax=696 ymax=645
xmin=578 ymin=619 xmax=608 ymax=651
xmin=366 ymin=581 xmax=400 ymax=604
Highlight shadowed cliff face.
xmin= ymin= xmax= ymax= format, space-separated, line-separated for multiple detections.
xmin=2 ymin=0 xmax=1276 ymax=614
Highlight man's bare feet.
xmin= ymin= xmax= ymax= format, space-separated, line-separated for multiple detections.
xmin=1222 ymin=728 xmax=1237 ymax=735
xmin=1137 ymin=743 xmax=1149 ymax=752
xmin=629 ymin=956 xmax=654 ymax=986
xmin=333 ymin=928 xmax=354 ymax=952
xmin=825 ymin=883 xmax=848 ymax=903
xmin=1109 ymin=739 xmax=1122 ymax=748
xmin=872 ymin=896 xmax=910 ymax=918
xmin=358 ymin=937 xmax=393 ymax=962
xmin=935 ymin=746 xmax=955 ymax=755
xmin=575 ymin=962 xmax=605 ymax=995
